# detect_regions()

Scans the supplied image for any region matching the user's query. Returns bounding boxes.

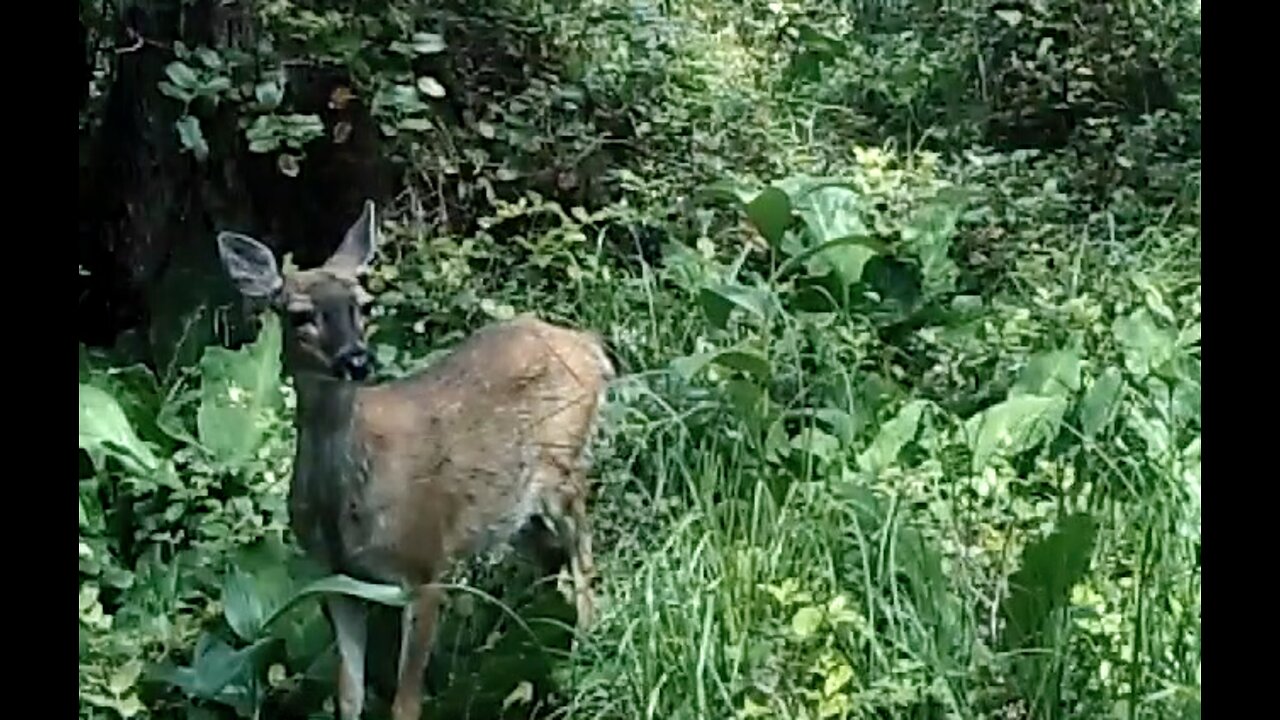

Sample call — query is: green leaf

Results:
[196,314,282,467]
[1001,513,1098,650]
[796,186,869,245]
[254,80,284,110]
[175,116,209,162]
[1012,348,1082,398]
[165,61,199,90]
[194,47,223,70]
[995,9,1024,26]
[791,428,840,462]
[153,633,274,716]
[1113,309,1177,378]
[671,347,771,383]
[158,81,195,104]
[857,400,929,475]
[79,384,159,476]
[399,117,433,132]
[411,32,446,54]
[745,187,792,247]
[222,565,269,642]
[109,660,145,695]
[794,186,876,284]
[901,194,963,296]
[417,76,447,98]
[966,395,1068,472]
[261,575,412,633]
[823,662,854,697]
[698,283,772,329]
[791,606,822,639]
[1079,367,1123,438]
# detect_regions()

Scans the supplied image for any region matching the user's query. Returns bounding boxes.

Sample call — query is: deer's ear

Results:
[325,200,377,274]
[216,231,283,299]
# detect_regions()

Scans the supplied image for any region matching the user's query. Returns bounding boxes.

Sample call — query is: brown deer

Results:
[215,200,613,720]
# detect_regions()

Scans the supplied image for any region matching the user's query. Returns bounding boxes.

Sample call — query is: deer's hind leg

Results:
[540,468,597,631]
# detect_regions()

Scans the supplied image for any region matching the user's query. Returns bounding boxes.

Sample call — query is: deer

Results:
[215,200,614,720]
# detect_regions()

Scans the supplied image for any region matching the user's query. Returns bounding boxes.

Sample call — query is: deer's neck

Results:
[290,374,371,565]
[293,374,367,479]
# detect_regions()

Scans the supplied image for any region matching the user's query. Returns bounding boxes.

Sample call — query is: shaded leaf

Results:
[1079,367,1123,438]
[175,116,209,162]
[1012,348,1082,397]
[857,400,929,474]
[1001,513,1098,650]
[745,187,793,246]
[165,61,199,90]
[791,428,840,462]
[79,384,159,476]
[417,76,446,98]
[1113,309,1177,377]
[791,606,822,639]
[966,395,1068,471]
[671,347,771,383]
[698,283,772,329]
[196,314,282,468]
[411,32,446,54]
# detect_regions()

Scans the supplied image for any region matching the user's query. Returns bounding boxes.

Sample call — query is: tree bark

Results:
[78,0,394,370]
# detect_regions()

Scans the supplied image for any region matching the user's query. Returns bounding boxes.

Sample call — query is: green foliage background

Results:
[80,0,1200,718]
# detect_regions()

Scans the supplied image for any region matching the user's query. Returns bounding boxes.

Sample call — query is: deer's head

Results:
[217,201,378,381]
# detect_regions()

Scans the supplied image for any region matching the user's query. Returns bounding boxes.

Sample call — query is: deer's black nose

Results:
[334,346,372,381]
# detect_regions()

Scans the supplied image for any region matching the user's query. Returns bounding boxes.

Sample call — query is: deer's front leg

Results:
[326,595,369,719]
[391,585,443,720]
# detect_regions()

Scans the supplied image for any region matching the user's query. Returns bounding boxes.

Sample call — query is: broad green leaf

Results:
[222,565,270,642]
[79,384,159,476]
[417,76,447,98]
[791,606,822,639]
[1012,348,1082,397]
[795,186,874,285]
[399,116,433,132]
[698,283,772,329]
[261,575,412,632]
[153,633,274,716]
[670,347,771,382]
[502,681,534,711]
[698,179,761,207]
[411,32,446,54]
[901,195,963,296]
[857,400,929,475]
[823,662,854,697]
[745,187,792,246]
[165,61,199,90]
[791,428,840,462]
[966,395,1068,472]
[82,363,164,445]
[1079,367,1123,438]
[1001,513,1097,650]
[194,47,223,70]
[1113,309,1177,378]
[796,186,870,244]
[175,116,209,161]
[995,9,1024,26]
[108,659,144,695]
[254,80,284,110]
[196,314,282,467]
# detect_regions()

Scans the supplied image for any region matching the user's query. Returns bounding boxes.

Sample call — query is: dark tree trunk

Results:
[78,0,395,371]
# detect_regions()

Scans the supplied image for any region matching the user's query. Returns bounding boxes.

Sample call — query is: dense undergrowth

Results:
[80,1,1200,718]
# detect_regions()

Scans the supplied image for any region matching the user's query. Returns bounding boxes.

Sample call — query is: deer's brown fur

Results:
[216,201,612,720]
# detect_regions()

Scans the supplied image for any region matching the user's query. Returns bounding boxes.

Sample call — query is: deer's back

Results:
[352,315,612,581]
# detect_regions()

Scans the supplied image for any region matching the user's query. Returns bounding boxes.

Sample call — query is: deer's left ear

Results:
[325,200,377,274]
[217,231,283,299]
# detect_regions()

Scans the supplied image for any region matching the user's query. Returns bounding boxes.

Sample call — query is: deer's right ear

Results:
[217,231,283,299]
